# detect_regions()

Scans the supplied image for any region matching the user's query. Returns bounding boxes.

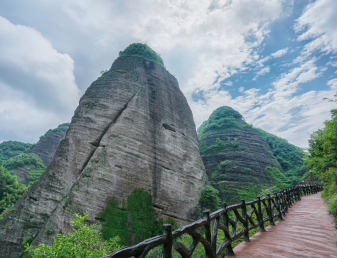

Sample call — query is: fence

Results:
[103,184,322,258]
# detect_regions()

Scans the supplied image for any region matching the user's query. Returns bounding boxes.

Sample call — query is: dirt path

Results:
[233,193,337,257]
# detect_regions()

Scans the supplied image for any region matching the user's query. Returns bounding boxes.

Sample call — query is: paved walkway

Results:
[233,193,337,257]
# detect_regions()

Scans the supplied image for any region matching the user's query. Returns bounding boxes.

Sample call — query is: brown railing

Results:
[102,184,322,258]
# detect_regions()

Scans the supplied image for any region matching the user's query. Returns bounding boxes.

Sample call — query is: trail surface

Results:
[233,193,337,257]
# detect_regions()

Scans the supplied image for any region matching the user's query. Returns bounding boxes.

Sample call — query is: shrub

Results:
[22,236,33,246]
[24,212,122,258]
[199,186,221,211]
[327,194,337,217]
[119,43,165,68]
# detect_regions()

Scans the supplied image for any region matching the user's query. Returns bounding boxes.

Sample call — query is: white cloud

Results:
[0,16,80,143]
[192,56,336,147]
[224,81,233,86]
[271,47,289,58]
[238,87,244,92]
[327,61,337,67]
[253,66,270,80]
[295,0,337,55]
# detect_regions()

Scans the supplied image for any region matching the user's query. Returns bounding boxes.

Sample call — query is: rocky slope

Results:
[0,53,208,257]
[198,106,295,204]
[31,123,70,167]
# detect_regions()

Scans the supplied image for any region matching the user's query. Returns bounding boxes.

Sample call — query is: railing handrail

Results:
[102,184,322,258]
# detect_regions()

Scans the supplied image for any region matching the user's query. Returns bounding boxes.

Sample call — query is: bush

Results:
[327,194,337,217]
[119,43,165,68]
[22,236,33,246]
[199,186,221,211]
[24,212,122,258]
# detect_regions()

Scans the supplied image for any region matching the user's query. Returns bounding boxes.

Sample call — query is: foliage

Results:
[4,153,45,171]
[237,183,263,202]
[3,153,46,186]
[97,199,130,245]
[151,217,177,237]
[39,123,70,141]
[199,186,221,211]
[127,188,156,243]
[253,127,306,180]
[197,106,242,135]
[0,160,27,215]
[327,194,337,217]
[265,166,291,190]
[304,109,337,218]
[200,138,239,156]
[259,186,281,197]
[97,189,177,247]
[119,43,165,68]
[22,236,33,246]
[24,212,122,258]
[0,141,34,162]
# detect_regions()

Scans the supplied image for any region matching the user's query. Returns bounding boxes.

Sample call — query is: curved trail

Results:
[233,193,337,257]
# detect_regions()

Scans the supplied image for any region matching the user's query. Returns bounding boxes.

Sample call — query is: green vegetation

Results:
[3,153,46,185]
[265,166,291,190]
[197,106,242,135]
[39,123,70,141]
[127,188,156,243]
[3,153,46,186]
[97,199,129,245]
[200,138,239,157]
[24,212,122,258]
[0,124,68,216]
[198,106,307,206]
[254,128,307,182]
[119,43,165,68]
[199,186,221,211]
[0,160,27,216]
[97,188,177,246]
[22,236,33,246]
[305,109,337,220]
[0,141,34,162]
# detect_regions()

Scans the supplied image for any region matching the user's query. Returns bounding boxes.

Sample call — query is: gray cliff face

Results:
[0,56,208,257]
[31,123,69,167]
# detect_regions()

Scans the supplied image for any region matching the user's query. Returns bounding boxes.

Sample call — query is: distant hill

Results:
[198,106,306,204]
[0,123,69,185]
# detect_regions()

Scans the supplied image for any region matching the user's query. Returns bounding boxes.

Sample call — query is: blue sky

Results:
[0,0,336,148]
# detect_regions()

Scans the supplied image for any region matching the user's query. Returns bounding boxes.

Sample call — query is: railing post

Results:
[163,224,173,258]
[280,191,286,216]
[284,190,289,213]
[275,193,284,221]
[257,197,266,232]
[267,194,275,226]
[211,216,219,257]
[203,210,213,258]
[203,210,211,244]
[222,203,235,256]
[241,199,250,242]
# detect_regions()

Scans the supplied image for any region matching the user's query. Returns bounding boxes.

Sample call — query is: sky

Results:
[0,0,336,148]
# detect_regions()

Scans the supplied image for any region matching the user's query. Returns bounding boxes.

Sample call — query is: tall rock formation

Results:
[0,46,208,257]
[198,106,285,204]
[31,123,70,167]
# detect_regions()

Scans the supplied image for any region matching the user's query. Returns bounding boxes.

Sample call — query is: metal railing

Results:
[103,184,322,258]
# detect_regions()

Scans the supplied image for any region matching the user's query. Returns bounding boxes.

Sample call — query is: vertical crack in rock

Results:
[147,76,159,201]
[81,92,139,173]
